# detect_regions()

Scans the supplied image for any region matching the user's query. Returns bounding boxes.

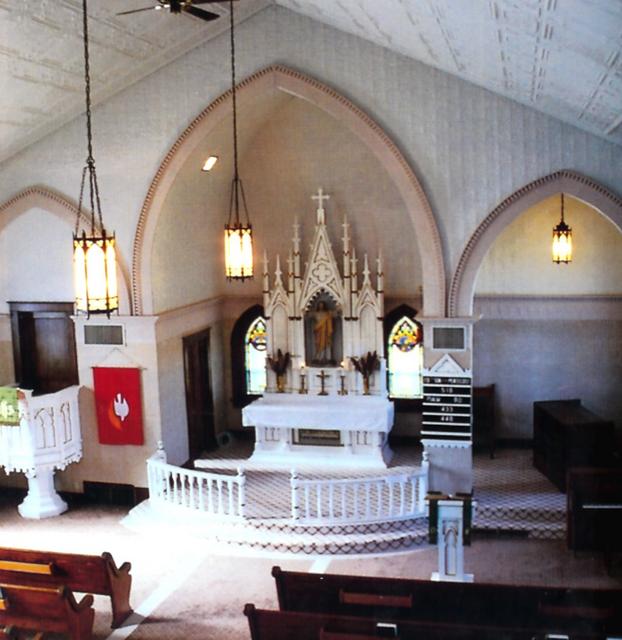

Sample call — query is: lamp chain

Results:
[229,0,240,224]
[560,192,565,223]
[80,0,104,235]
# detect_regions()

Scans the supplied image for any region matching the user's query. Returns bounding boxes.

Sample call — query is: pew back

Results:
[271,567,622,635]
[244,604,605,640]
[0,548,132,628]
[0,584,94,640]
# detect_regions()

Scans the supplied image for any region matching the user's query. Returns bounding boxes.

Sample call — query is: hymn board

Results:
[421,355,472,441]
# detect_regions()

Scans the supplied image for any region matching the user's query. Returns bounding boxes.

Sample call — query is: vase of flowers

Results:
[350,350,380,396]
[267,349,291,393]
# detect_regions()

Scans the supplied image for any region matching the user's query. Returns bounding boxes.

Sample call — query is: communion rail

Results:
[290,457,429,525]
[147,447,246,519]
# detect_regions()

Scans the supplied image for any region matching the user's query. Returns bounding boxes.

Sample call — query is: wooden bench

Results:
[0,584,94,640]
[271,566,622,636]
[0,548,132,628]
[244,603,607,640]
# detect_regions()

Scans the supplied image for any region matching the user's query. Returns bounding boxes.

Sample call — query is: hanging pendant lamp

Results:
[552,193,572,264]
[73,0,119,317]
[224,0,253,281]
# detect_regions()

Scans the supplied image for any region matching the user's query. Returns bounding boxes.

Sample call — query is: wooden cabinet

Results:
[533,400,616,492]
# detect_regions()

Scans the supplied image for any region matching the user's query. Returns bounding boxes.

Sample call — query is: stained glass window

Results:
[245,317,267,395]
[388,316,423,399]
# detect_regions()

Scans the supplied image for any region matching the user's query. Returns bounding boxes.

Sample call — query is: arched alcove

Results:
[449,171,622,317]
[0,187,132,314]
[132,65,446,317]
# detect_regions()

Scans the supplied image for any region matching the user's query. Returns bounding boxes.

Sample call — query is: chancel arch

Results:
[132,65,446,317]
[449,170,622,317]
[0,186,132,315]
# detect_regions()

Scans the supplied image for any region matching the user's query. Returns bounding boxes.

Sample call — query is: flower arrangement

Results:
[267,349,291,392]
[350,350,380,395]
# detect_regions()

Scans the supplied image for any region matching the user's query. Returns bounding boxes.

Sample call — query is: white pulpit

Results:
[0,386,82,518]
[242,393,394,468]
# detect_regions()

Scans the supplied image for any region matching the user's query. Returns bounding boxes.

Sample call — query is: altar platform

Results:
[125,442,565,556]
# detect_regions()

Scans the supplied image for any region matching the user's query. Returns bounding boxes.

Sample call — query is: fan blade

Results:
[191,0,238,4]
[117,6,158,15]
[184,5,219,21]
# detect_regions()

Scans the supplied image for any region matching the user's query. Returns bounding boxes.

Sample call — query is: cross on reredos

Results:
[312,187,330,224]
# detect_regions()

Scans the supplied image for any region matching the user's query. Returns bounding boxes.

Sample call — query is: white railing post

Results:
[237,467,246,517]
[290,470,299,520]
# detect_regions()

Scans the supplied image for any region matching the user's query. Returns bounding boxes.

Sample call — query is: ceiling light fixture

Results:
[202,155,218,171]
[73,0,119,317]
[552,193,572,264]
[224,0,253,281]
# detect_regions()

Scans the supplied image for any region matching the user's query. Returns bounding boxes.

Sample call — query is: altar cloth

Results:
[242,393,394,431]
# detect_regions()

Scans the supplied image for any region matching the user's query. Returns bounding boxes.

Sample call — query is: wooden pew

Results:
[271,566,622,636]
[244,604,605,640]
[0,584,94,640]
[0,548,132,628]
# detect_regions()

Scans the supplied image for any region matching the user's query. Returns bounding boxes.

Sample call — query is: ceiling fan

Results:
[117,0,236,22]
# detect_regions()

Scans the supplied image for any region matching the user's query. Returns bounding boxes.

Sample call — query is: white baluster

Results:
[207,479,213,513]
[316,483,322,518]
[304,485,311,519]
[198,477,205,511]
[399,477,406,516]
[217,479,224,514]
[328,482,335,520]
[228,478,234,515]
[365,482,371,519]
[388,479,395,517]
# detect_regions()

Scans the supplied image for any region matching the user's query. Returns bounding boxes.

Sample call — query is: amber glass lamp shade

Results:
[224,223,253,281]
[552,220,572,263]
[73,230,119,316]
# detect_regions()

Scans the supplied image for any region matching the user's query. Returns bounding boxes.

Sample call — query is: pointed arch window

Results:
[231,304,266,407]
[387,315,423,399]
[245,316,267,395]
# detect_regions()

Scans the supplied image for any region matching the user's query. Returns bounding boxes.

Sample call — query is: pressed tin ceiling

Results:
[0,0,621,165]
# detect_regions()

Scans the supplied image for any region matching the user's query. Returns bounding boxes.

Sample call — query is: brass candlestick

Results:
[338,372,348,396]
[299,372,308,394]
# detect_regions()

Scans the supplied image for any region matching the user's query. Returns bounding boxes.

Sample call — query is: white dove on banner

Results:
[113,393,130,422]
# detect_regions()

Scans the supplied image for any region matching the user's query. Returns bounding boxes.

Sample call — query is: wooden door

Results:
[9,302,79,395]
[183,329,216,458]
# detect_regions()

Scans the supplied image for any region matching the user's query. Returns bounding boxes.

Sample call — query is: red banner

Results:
[93,367,144,445]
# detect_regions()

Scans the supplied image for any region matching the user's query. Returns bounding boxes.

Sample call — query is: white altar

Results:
[243,393,394,467]
[243,188,394,468]
[0,385,82,518]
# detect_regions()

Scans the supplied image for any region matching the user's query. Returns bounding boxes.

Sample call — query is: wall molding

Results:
[474,294,622,321]
[449,170,622,318]
[131,64,446,318]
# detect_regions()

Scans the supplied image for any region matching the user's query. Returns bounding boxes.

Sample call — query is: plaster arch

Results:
[132,65,446,317]
[449,170,622,317]
[0,186,132,314]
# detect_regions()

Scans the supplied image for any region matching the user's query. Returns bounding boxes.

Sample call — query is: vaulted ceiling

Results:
[1,0,621,165]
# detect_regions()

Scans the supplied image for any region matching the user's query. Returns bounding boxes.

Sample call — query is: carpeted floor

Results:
[0,478,620,640]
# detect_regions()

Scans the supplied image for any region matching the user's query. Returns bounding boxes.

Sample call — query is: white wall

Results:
[477,197,622,295]
[152,95,420,312]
